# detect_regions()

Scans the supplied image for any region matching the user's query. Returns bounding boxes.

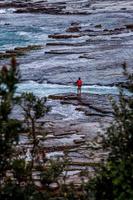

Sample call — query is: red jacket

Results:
[77,80,82,87]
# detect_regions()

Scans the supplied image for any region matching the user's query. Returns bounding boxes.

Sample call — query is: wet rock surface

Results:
[14,92,113,184]
[49,93,114,119]
[0,0,133,85]
[0,45,43,59]
[43,93,114,183]
[0,0,132,183]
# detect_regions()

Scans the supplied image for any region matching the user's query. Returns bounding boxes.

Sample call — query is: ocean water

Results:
[0,8,130,96]
[0,8,88,52]
[16,81,120,97]
[0,8,124,52]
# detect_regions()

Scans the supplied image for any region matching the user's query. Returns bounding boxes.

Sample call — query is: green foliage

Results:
[0,57,21,174]
[17,92,50,174]
[41,158,65,186]
[18,92,49,119]
[0,181,49,200]
[12,159,30,182]
[17,92,50,135]
[86,65,133,200]
[0,57,19,120]
[59,181,88,200]
[0,58,66,200]
[0,57,19,94]
[0,119,21,172]
[1,58,132,200]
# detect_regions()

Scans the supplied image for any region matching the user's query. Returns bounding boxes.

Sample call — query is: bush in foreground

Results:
[86,65,133,200]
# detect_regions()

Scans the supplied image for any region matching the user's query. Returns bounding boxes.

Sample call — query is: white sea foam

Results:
[34,33,48,42]
[7,8,16,13]
[16,82,120,97]
[0,8,16,14]
[0,9,6,14]
[46,151,64,159]
[17,31,31,38]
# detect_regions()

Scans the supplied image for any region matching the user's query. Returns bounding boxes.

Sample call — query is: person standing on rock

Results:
[76,77,83,96]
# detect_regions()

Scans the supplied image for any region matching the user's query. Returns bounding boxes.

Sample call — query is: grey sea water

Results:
[0,8,131,96]
[16,81,120,97]
[0,7,125,51]
[0,8,88,52]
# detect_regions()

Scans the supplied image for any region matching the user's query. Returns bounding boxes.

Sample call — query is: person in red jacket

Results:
[76,77,83,96]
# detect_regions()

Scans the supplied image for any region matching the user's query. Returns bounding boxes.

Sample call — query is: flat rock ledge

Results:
[48,92,114,121]
[0,0,91,15]
[0,45,43,60]
[17,92,114,185]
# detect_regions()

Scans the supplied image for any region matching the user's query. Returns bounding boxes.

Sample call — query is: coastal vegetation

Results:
[0,58,132,199]
[0,58,67,199]
[85,63,133,199]
[0,0,133,199]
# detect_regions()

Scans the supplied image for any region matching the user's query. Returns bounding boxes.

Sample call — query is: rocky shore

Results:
[1,0,133,15]
[0,45,43,59]
[0,0,98,15]
[14,92,114,184]
[0,0,132,184]
[0,0,133,85]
